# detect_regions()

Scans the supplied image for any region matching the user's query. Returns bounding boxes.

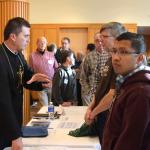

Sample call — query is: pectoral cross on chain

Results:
[18,65,24,85]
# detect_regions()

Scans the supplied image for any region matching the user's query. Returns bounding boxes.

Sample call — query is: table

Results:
[23,106,101,150]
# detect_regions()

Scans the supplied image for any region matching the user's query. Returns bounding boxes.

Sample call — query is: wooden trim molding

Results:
[0,0,29,42]
[0,0,29,2]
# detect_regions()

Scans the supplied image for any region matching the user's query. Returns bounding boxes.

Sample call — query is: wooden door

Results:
[30,28,44,52]
[45,28,58,45]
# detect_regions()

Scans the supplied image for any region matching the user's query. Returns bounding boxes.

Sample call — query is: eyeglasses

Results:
[62,42,68,45]
[110,48,138,56]
[100,34,114,38]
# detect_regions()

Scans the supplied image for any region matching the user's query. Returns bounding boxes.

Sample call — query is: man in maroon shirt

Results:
[102,32,150,150]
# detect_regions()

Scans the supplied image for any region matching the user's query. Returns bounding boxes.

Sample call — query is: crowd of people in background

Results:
[29,23,150,150]
[30,35,97,107]
[0,17,149,150]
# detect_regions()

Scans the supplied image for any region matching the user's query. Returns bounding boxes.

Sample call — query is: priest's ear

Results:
[9,33,17,42]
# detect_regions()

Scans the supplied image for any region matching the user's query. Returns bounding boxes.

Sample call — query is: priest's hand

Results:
[27,73,51,86]
[12,137,23,150]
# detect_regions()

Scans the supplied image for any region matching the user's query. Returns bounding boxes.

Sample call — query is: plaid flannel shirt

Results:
[80,50,110,96]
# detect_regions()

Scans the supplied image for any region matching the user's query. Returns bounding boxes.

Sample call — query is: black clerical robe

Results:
[0,43,43,149]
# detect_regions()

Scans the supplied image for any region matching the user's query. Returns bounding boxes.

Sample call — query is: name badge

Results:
[64,79,68,84]
[48,59,53,64]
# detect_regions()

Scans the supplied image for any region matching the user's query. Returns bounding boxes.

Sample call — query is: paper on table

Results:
[22,146,100,150]
[22,147,66,150]
[57,122,81,129]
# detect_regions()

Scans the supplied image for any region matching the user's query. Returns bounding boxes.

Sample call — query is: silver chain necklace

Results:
[1,44,24,80]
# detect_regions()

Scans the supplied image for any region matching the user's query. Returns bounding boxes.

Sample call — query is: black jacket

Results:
[52,65,77,105]
[0,43,43,148]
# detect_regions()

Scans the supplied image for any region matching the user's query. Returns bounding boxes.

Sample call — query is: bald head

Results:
[36,36,47,52]
[94,32,103,51]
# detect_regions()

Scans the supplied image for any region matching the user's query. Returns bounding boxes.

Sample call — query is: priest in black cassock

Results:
[0,17,51,150]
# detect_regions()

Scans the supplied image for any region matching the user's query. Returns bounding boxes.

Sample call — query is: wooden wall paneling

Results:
[56,26,60,46]
[88,24,101,43]
[124,24,137,32]
[30,28,45,52]
[58,23,90,29]
[143,35,150,56]
[88,28,95,43]
[45,28,58,45]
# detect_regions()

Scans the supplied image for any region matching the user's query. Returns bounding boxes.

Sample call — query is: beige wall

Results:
[30,0,150,26]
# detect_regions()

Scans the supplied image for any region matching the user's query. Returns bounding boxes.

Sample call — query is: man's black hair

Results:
[4,17,30,40]
[116,32,146,53]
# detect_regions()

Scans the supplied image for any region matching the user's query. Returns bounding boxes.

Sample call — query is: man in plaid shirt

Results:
[84,22,127,143]
[80,32,110,106]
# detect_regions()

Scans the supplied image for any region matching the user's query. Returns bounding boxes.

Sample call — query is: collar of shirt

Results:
[96,48,110,56]
[60,48,71,51]
[116,65,150,91]
[4,42,18,55]
[37,49,45,55]
[96,48,103,53]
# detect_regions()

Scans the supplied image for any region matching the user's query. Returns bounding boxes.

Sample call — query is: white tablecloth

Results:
[23,106,101,150]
